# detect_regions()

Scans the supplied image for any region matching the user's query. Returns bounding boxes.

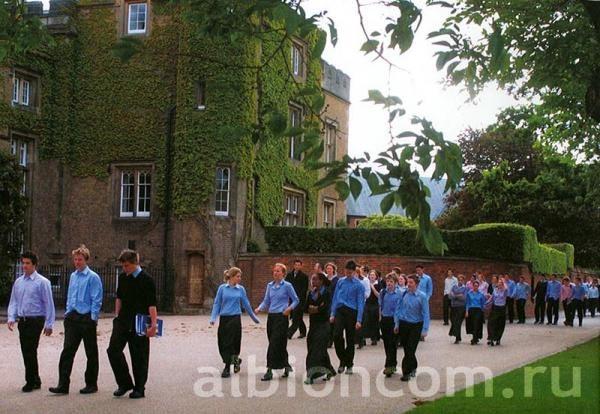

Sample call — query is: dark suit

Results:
[532,279,547,323]
[286,270,308,338]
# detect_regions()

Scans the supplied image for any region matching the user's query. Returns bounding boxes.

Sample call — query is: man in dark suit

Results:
[532,275,548,324]
[286,259,308,339]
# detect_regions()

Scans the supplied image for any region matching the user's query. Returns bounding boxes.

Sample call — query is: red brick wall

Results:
[238,254,534,319]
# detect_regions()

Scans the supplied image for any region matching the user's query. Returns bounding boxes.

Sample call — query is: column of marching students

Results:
[6,250,599,396]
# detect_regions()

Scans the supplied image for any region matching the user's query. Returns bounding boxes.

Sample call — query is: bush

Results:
[546,243,575,270]
[357,215,417,229]
[265,223,570,275]
[246,239,261,253]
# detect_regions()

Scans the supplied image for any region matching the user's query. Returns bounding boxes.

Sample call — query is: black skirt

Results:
[218,315,242,365]
[449,306,465,339]
[267,313,290,369]
[466,308,484,340]
[362,302,381,340]
[487,305,506,341]
[306,319,335,380]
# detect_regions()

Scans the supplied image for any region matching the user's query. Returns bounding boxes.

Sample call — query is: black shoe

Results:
[345,367,353,375]
[546,322,552,325]
[22,383,41,393]
[234,357,242,374]
[287,334,293,340]
[129,389,145,399]
[282,367,292,378]
[357,343,363,349]
[453,339,461,344]
[495,340,501,346]
[79,385,98,394]
[337,365,345,374]
[443,322,449,326]
[221,367,231,378]
[487,340,493,346]
[113,386,133,397]
[49,385,69,394]
[298,334,306,339]
[471,339,477,345]
[371,340,378,346]
[261,370,273,381]
[400,375,411,382]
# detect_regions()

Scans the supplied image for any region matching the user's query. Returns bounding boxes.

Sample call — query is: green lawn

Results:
[411,336,600,414]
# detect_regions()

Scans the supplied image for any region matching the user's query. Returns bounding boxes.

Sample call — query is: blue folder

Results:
[135,313,164,337]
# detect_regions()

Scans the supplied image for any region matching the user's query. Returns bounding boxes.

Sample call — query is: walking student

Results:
[560,277,574,326]
[50,245,103,395]
[465,280,486,345]
[286,259,308,340]
[379,273,403,377]
[515,276,531,324]
[210,267,260,378]
[363,269,382,346]
[567,277,586,327]
[532,275,547,324]
[486,278,508,346]
[7,251,55,392]
[255,263,299,381]
[545,274,561,325]
[448,274,467,344]
[505,275,516,324]
[330,260,365,375]
[107,250,158,399]
[443,269,458,326]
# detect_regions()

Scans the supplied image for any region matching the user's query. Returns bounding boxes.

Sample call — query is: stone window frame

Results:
[111,162,155,220]
[9,131,35,197]
[291,38,307,81]
[118,0,152,38]
[215,166,231,217]
[10,68,41,112]
[282,186,306,227]
[324,119,337,163]
[322,198,335,228]
[288,103,303,161]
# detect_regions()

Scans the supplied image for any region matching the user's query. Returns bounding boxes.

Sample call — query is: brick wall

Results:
[238,254,534,319]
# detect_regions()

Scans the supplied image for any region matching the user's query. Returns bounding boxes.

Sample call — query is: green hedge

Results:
[546,243,575,270]
[265,223,570,274]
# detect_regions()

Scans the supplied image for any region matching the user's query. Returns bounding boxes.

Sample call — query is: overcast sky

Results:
[39,0,520,160]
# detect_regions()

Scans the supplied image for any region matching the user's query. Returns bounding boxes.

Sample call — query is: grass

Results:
[410,336,600,414]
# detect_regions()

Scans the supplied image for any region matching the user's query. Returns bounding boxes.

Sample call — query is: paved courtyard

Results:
[0,315,598,414]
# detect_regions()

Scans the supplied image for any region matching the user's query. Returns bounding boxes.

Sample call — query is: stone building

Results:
[0,0,350,311]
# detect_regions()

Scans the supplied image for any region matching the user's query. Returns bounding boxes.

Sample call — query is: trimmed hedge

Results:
[546,243,575,270]
[265,223,570,275]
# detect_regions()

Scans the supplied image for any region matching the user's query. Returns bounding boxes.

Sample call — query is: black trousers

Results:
[267,313,290,369]
[288,304,306,338]
[333,306,357,368]
[466,308,484,341]
[534,299,546,322]
[362,303,380,341]
[567,299,584,326]
[397,320,423,376]
[107,318,150,392]
[380,317,397,368]
[218,315,242,365]
[449,306,465,340]
[354,309,367,346]
[589,298,599,317]
[306,319,334,380]
[58,313,99,387]
[546,298,559,323]
[487,305,506,341]
[506,297,515,323]
[443,294,452,324]
[516,299,526,323]
[17,317,45,386]
[562,300,572,324]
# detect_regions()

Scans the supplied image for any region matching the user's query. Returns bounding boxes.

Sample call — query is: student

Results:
[397,274,408,294]
[465,281,486,345]
[560,277,574,326]
[505,275,517,324]
[567,277,586,327]
[443,269,458,326]
[545,274,561,325]
[255,263,299,381]
[487,275,498,295]
[393,275,429,381]
[329,260,365,375]
[532,275,548,324]
[107,249,158,399]
[210,267,260,378]
[448,274,467,344]
[286,259,308,340]
[379,273,402,377]
[7,251,55,393]
[486,278,508,346]
[304,273,335,384]
[50,245,103,395]
[363,270,382,346]
[477,272,489,295]
[515,276,531,324]
[415,265,433,342]
[588,278,599,318]
[355,265,371,349]
[325,262,341,348]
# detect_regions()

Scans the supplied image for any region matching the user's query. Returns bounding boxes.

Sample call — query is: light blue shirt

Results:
[506,279,517,298]
[545,280,561,300]
[7,271,56,329]
[210,283,259,323]
[488,287,508,306]
[66,266,103,321]
[394,289,430,333]
[417,273,433,300]
[258,280,299,314]
[466,290,486,311]
[379,286,402,317]
[330,276,365,321]
[588,286,599,299]
[515,282,531,301]
[132,266,142,277]
[571,285,586,301]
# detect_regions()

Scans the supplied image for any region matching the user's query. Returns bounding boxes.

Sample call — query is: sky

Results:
[38,0,521,160]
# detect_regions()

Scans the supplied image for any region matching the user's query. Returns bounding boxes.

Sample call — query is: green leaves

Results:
[112,37,144,62]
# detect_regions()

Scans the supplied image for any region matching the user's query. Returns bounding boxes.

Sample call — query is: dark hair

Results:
[21,251,38,266]
[294,259,303,265]
[415,265,424,270]
[392,267,402,274]
[407,274,419,284]
[362,265,370,273]
[313,272,330,287]
[345,260,357,271]
[118,249,139,264]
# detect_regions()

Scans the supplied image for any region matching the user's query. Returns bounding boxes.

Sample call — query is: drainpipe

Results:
[162,106,176,311]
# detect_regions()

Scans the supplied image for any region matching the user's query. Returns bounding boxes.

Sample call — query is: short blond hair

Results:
[274,263,287,274]
[225,267,242,281]
[72,244,90,261]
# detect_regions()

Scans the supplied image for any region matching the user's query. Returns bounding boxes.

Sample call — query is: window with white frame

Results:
[291,41,304,78]
[325,121,337,162]
[323,200,335,228]
[283,188,305,227]
[289,105,303,161]
[119,169,152,218]
[12,74,35,107]
[127,2,147,34]
[215,167,230,216]
[10,137,30,196]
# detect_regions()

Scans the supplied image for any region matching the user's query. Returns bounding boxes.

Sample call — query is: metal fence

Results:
[10,264,173,313]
